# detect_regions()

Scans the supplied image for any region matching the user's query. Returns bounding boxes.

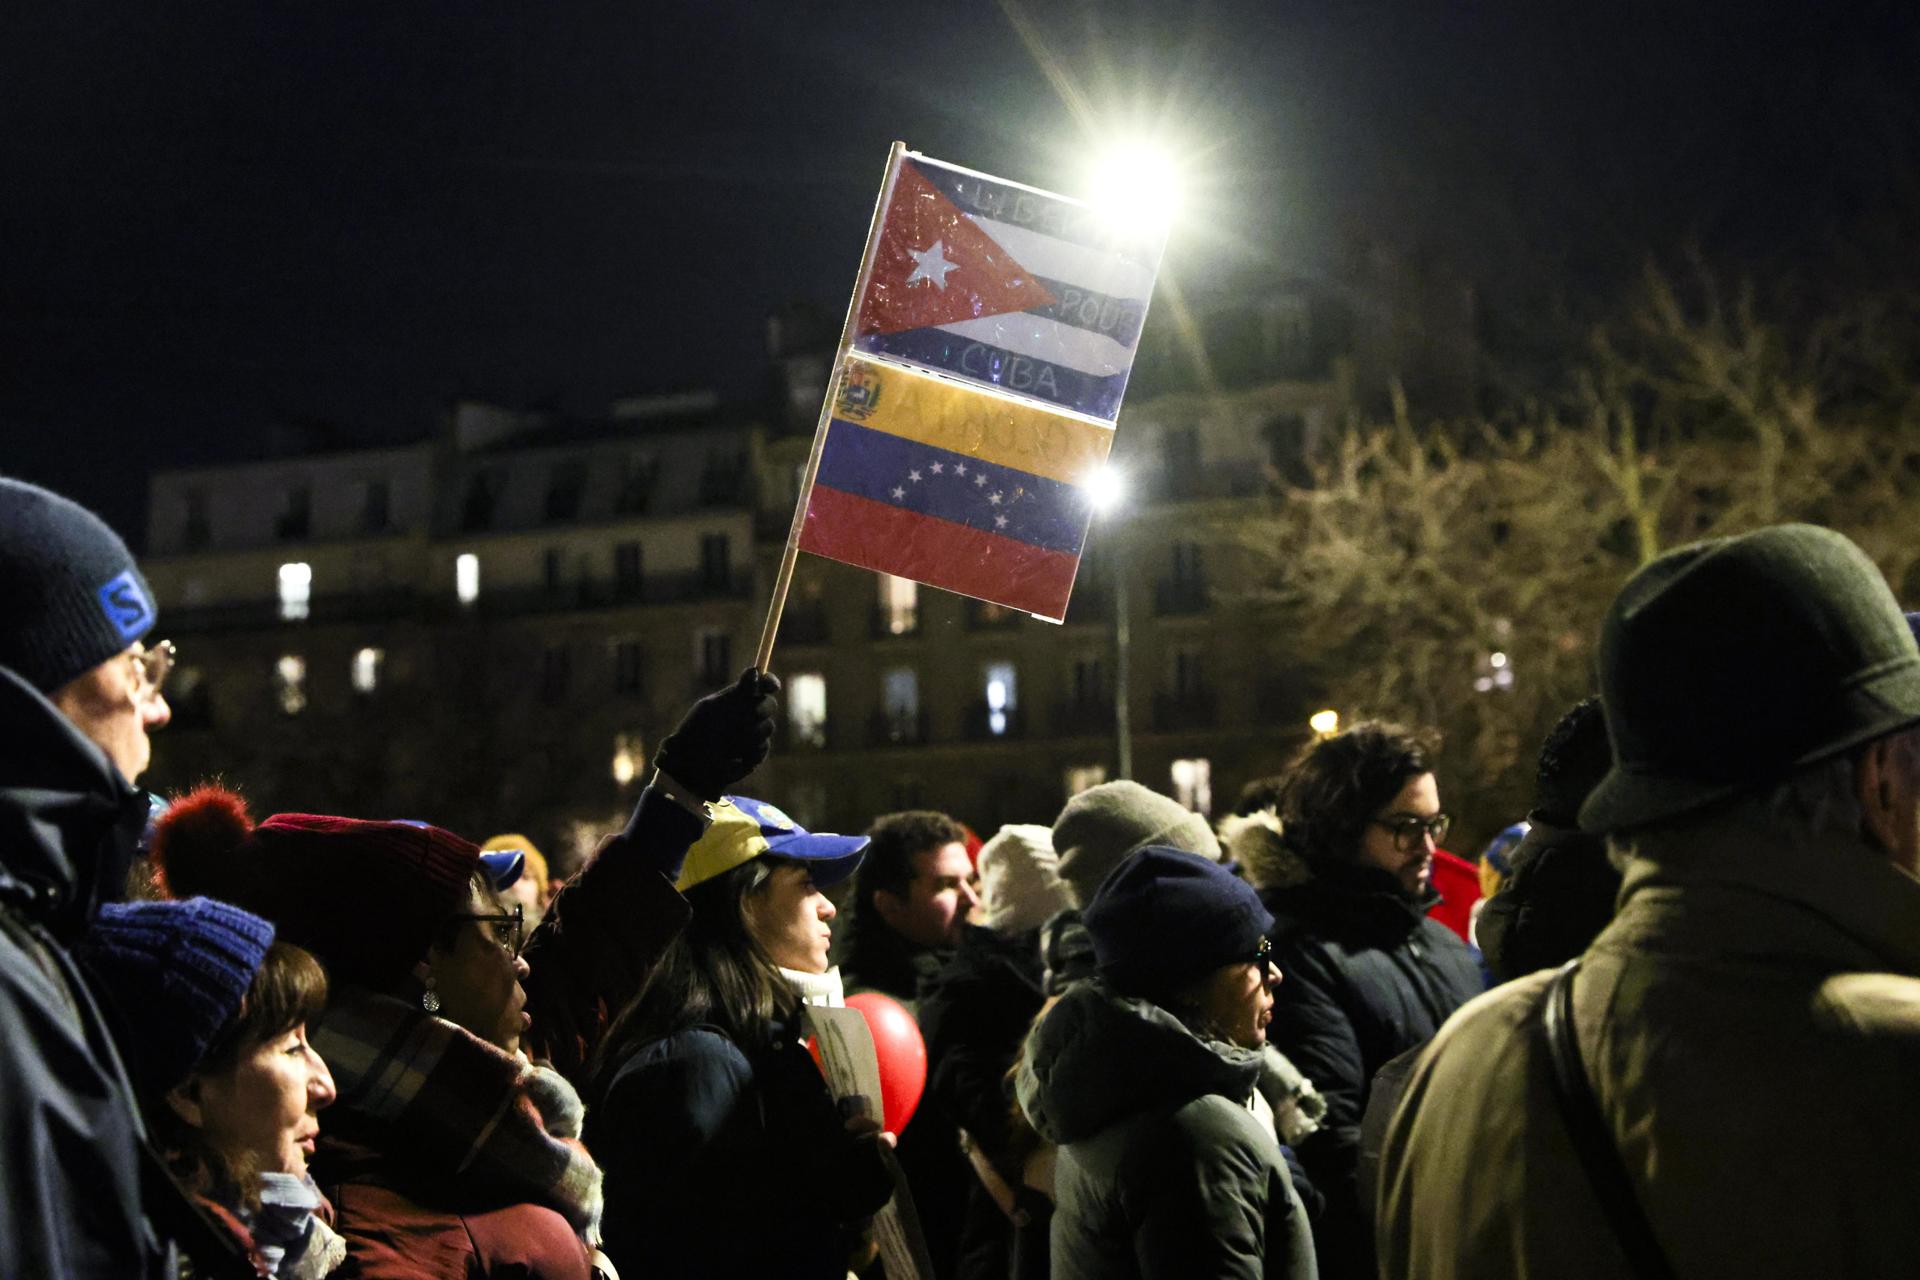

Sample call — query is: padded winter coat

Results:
[1016,980,1316,1280]
[1379,815,1920,1278]
[0,667,169,1278]
[587,1017,895,1280]
[1262,862,1482,1278]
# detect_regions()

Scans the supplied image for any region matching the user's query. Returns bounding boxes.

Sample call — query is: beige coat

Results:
[1377,813,1920,1278]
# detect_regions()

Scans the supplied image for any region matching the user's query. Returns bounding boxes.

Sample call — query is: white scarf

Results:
[780,963,846,1008]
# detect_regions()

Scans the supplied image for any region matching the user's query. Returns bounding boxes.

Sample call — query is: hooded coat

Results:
[1378,815,1920,1278]
[0,666,170,1278]
[1016,980,1316,1280]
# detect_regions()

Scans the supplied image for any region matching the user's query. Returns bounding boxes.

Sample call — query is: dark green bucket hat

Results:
[1580,524,1920,834]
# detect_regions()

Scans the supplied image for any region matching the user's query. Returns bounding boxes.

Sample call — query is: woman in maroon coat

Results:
[153,788,601,1280]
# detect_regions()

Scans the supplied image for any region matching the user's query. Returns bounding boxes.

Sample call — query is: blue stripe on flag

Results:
[814,418,1093,556]
[909,159,1161,267]
[853,329,1130,422]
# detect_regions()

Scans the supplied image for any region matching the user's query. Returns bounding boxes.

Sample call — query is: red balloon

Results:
[845,991,927,1134]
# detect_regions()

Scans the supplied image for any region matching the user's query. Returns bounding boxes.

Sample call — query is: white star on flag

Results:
[930,462,944,474]
[905,239,959,290]
[954,462,967,476]
[994,514,1009,529]
[988,492,1003,505]
[892,486,906,500]
[973,472,987,487]
[908,469,922,483]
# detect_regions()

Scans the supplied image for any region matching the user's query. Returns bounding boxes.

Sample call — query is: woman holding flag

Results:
[584,796,896,1279]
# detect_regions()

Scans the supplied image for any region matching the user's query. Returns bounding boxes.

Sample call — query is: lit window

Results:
[277,562,312,621]
[1170,757,1213,816]
[880,575,918,635]
[351,647,383,694]
[275,655,307,716]
[455,553,480,604]
[1064,764,1108,797]
[883,667,920,741]
[985,662,1017,737]
[789,673,827,748]
[611,733,644,786]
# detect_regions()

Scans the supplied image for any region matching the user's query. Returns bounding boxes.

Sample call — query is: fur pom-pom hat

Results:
[151,786,480,993]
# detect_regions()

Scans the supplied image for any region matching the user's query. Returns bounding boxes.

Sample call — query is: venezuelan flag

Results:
[797,354,1114,621]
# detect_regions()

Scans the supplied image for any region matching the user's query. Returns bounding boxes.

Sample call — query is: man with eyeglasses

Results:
[0,477,177,1277]
[1261,720,1484,1280]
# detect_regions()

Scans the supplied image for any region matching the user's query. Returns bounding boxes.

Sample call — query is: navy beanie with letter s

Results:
[1083,845,1275,999]
[0,477,157,693]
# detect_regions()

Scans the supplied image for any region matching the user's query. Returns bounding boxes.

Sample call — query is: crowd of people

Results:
[8,470,1920,1280]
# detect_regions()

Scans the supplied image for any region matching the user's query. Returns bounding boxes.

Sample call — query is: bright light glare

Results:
[455,553,480,605]
[1309,709,1341,736]
[1088,466,1128,515]
[1089,142,1182,233]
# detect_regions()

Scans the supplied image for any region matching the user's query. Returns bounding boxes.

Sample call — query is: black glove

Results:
[654,668,781,801]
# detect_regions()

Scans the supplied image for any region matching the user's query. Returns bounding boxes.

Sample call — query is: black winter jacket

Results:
[0,666,170,1278]
[1263,861,1483,1279]
[916,924,1049,1280]
[587,1015,894,1280]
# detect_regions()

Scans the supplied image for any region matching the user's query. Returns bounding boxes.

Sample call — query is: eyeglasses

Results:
[1246,936,1274,969]
[452,904,525,957]
[130,640,176,697]
[1370,813,1451,852]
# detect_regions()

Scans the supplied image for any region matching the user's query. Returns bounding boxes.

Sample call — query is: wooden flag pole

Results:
[754,140,907,672]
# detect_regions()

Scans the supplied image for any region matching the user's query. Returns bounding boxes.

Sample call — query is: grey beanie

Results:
[0,478,156,693]
[1053,780,1221,908]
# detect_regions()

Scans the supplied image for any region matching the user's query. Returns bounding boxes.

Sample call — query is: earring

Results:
[421,974,441,1014]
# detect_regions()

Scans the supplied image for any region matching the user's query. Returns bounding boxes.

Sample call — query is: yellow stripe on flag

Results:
[836,354,1115,487]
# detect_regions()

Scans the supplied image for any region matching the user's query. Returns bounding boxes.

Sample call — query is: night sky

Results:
[5,1,1914,539]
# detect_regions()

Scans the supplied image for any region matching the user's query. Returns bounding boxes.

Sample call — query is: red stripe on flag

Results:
[798,483,1080,620]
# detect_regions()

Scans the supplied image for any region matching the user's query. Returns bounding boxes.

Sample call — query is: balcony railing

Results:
[159,590,418,633]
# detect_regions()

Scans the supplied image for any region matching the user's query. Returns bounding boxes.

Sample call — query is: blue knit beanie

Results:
[0,477,157,693]
[79,897,276,1095]
[1083,846,1275,998]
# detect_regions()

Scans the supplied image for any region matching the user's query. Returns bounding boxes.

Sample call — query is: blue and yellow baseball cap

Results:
[675,795,869,892]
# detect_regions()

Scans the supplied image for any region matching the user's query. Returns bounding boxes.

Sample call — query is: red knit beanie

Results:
[151,786,479,993]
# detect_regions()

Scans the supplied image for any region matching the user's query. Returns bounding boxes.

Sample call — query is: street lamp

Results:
[1090,465,1133,781]
[1088,142,1183,235]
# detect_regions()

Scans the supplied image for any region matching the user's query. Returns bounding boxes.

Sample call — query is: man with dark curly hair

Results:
[1265,721,1484,1279]
[843,809,978,1005]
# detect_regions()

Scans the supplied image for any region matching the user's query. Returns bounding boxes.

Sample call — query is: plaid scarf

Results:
[311,988,603,1236]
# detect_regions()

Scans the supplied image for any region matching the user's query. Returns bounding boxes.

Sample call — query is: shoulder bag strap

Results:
[1539,960,1677,1280]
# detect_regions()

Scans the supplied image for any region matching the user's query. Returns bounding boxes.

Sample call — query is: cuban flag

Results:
[852,152,1166,423]
[798,354,1113,622]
